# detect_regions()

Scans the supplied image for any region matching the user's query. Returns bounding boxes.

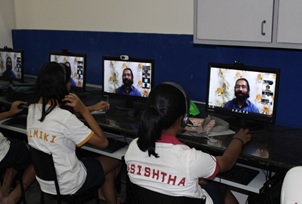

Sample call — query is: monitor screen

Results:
[50,51,86,92]
[206,62,280,130]
[102,56,154,110]
[0,48,24,82]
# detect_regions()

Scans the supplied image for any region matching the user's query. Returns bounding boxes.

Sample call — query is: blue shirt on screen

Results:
[224,98,259,113]
[116,85,142,97]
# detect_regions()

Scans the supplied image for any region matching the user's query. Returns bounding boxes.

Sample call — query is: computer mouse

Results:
[91,110,106,115]
[18,103,29,109]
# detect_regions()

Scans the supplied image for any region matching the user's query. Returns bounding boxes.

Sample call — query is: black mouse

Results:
[18,103,29,109]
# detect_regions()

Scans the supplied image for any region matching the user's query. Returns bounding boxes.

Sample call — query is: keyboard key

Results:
[218,165,259,185]
[85,138,128,153]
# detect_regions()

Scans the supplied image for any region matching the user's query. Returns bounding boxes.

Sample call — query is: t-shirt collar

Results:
[157,134,183,145]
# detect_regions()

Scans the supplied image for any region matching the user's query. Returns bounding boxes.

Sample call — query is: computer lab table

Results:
[1,92,302,202]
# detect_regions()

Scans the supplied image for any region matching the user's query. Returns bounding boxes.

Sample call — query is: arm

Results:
[63,93,108,149]
[216,128,252,172]
[87,101,109,112]
[0,101,26,121]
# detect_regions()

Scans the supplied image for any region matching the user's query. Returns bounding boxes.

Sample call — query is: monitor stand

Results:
[114,99,145,118]
[0,80,10,91]
[226,117,266,132]
[71,87,87,99]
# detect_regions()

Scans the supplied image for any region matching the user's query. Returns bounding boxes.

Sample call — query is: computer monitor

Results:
[49,50,86,93]
[0,47,24,82]
[102,55,154,111]
[206,62,280,130]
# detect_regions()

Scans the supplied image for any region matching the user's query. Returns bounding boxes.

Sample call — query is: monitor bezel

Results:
[102,55,155,108]
[49,51,87,92]
[0,48,24,83]
[206,62,280,125]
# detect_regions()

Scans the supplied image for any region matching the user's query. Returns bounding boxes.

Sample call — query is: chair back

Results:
[281,166,302,204]
[29,146,61,196]
[126,175,205,204]
[29,146,100,204]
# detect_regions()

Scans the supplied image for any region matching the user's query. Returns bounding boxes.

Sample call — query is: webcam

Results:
[234,60,244,67]
[61,48,70,54]
[120,55,129,60]
[3,46,12,50]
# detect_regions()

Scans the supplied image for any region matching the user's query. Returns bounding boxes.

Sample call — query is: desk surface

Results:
[0,89,301,174]
[177,125,301,173]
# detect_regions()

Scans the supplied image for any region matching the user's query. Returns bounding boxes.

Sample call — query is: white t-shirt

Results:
[124,135,219,204]
[0,132,10,161]
[27,104,94,195]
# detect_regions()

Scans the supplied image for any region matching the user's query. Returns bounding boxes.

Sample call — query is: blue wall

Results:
[12,29,302,128]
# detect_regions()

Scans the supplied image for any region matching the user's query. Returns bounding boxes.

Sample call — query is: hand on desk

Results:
[216,128,252,173]
[233,128,252,145]
[63,93,110,114]
[87,100,110,113]
[0,101,27,120]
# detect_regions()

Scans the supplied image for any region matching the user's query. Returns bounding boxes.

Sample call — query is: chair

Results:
[29,146,100,204]
[126,174,206,204]
[280,166,302,204]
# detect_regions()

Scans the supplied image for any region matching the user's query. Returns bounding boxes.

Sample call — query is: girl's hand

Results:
[63,93,87,114]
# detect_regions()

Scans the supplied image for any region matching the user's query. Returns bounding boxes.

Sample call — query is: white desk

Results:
[0,116,270,195]
[0,117,131,160]
[0,117,27,134]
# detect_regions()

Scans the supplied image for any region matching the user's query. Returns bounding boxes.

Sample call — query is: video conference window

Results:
[0,51,22,80]
[103,60,153,97]
[207,67,278,116]
[50,55,85,88]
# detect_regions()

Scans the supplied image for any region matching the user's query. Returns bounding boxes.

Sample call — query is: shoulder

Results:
[131,85,138,91]
[246,100,257,108]
[116,86,123,92]
[131,86,141,95]
[247,100,259,112]
[125,138,140,159]
[224,99,235,106]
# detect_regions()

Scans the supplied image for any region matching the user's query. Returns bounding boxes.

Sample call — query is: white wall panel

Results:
[14,0,193,34]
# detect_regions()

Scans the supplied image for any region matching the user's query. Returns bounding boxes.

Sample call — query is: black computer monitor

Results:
[102,55,154,111]
[49,51,86,93]
[206,62,280,130]
[0,47,24,82]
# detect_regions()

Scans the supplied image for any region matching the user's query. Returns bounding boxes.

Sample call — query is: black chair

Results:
[29,146,100,204]
[126,174,206,204]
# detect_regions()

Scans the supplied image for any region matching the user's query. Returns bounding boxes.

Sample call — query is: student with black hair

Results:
[125,82,252,204]
[27,62,122,204]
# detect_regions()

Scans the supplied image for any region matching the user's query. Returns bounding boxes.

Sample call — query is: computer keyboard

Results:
[2,115,27,129]
[217,164,260,185]
[3,116,128,153]
[6,91,37,102]
[85,137,128,153]
[104,138,128,153]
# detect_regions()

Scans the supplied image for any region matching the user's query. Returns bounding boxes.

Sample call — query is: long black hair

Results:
[137,82,188,158]
[34,62,71,122]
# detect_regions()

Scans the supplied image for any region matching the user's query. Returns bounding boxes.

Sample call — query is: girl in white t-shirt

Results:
[27,62,122,204]
[125,82,252,204]
[0,101,35,204]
